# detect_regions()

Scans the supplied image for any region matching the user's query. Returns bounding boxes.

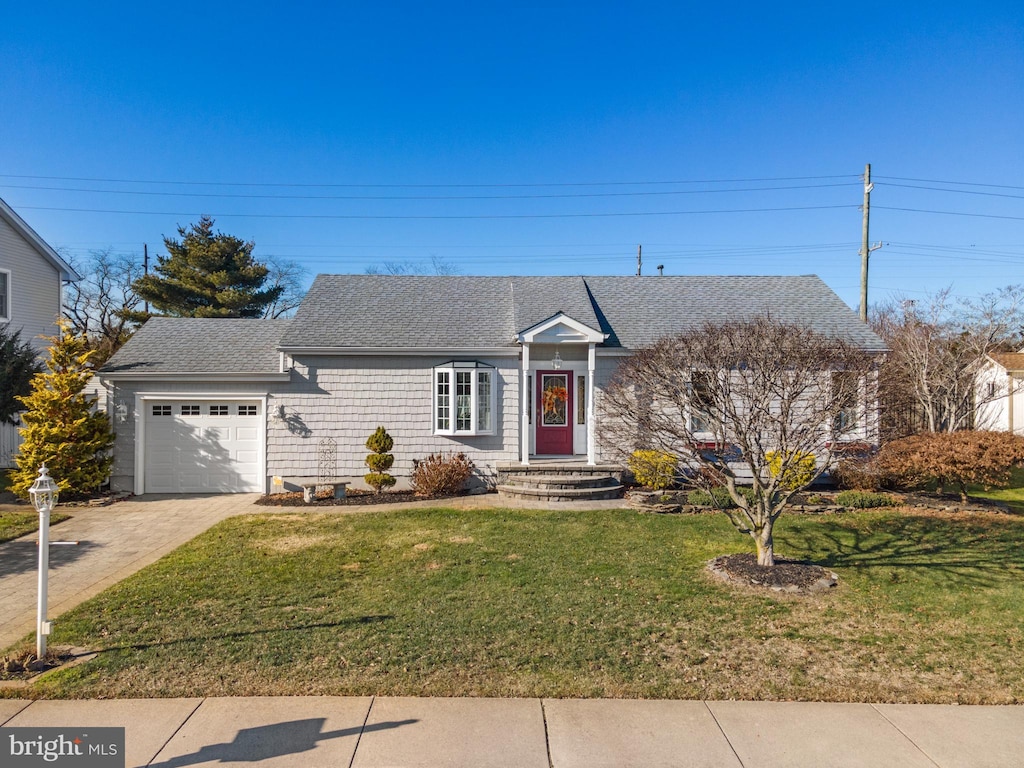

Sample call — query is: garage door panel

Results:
[144,400,263,493]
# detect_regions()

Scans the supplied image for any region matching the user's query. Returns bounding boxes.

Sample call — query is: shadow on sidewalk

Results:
[0,538,101,578]
[147,717,418,767]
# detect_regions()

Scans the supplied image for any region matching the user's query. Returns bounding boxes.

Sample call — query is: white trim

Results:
[0,268,10,323]
[587,343,596,465]
[134,393,267,495]
[521,346,531,465]
[0,198,80,281]
[100,372,291,382]
[517,313,607,344]
[279,347,520,357]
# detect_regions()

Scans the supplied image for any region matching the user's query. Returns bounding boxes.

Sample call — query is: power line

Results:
[0,172,859,189]
[874,206,1024,222]
[0,181,858,201]
[876,182,1024,200]
[16,204,860,220]
[874,175,1024,192]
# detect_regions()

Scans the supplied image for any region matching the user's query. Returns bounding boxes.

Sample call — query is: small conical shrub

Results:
[364,426,396,493]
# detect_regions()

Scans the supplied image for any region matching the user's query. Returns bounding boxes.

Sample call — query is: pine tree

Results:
[10,321,114,499]
[126,215,283,321]
[0,327,41,425]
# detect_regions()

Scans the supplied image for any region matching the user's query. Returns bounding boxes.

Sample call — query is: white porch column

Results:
[587,343,596,465]
[521,345,531,465]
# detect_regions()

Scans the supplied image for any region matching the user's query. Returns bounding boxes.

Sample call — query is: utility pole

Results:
[636,244,642,276]
[859,164,882,322]
[143,243,150,314]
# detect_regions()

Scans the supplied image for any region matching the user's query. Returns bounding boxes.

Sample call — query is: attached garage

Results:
[140,398,265,493]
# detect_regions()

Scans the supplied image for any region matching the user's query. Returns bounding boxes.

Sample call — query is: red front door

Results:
[536,371,573,455]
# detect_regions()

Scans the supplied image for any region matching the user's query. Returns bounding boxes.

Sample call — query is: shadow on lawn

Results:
[781,515,1024,588]
[99,615,394,654]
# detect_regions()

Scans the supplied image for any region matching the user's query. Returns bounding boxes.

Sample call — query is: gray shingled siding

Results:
[267,355,520,488]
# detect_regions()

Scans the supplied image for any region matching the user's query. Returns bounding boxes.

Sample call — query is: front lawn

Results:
[15,507,1024,703]
[970,466,1024,514]
[0,510,70,544]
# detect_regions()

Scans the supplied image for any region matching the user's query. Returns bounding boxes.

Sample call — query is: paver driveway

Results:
[0,494,264,649]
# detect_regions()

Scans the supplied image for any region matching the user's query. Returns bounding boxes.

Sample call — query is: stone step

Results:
[496,484,625,502]
[501,474,619,490]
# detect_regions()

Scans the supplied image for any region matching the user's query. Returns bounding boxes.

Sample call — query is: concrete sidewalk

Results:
[2,696,1023,767]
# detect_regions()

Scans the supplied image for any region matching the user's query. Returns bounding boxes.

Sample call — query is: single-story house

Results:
[976,352,1024,434]
[96,274,886,495]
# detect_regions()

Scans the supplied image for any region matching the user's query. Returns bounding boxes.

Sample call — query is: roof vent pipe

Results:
[657,265,664,276]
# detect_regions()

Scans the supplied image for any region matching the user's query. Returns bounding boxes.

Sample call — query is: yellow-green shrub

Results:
[766,450,816,490]
[628,450,678,491]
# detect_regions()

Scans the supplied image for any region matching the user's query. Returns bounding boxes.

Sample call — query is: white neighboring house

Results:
[976,352,1024,435]
[0,197,81,467]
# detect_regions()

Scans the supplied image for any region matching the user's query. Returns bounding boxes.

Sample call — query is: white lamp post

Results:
[28,464,59,659]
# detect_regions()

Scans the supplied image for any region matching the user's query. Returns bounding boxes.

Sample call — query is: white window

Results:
[152,404,172,416]
[832,371,860,434]
[688,371,714,433]
[238,404,258,416]
[434,362,496,436]
[180,405,201,416]
[210,404,229,416]
[0,269,9,322]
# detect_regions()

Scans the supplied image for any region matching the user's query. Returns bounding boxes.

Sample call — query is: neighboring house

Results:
[976,352,1024,434]
[96,274,886,495]
[0,197,80,467]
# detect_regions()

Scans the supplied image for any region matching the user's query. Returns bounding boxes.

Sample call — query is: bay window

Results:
[434,361,496,436]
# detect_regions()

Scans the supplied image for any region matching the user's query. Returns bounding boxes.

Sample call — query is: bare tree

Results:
[599,317,878,566]
[64,249,144,366]
[872,286,1024,436]
[260,255,308,319]
[364,255,460,276]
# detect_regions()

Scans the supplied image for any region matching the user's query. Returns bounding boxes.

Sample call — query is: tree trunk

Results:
[755,525,775,566]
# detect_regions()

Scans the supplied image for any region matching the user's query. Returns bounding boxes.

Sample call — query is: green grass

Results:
[0,510,70,544]
[11,507,1024,704]
[969,467,1024,514]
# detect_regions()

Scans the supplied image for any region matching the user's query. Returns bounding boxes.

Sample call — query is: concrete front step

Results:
[496,484,625,502]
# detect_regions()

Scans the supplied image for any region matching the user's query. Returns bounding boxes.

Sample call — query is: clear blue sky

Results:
[1,2,1022,311]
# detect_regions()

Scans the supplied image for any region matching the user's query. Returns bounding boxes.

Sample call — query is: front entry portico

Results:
[517,312,608,466]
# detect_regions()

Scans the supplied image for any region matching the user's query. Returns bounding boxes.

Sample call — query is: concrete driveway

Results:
[0,494,264,650]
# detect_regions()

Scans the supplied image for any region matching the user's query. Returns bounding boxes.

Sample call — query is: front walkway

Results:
[0,494,264,650]
[3,695,1024,767]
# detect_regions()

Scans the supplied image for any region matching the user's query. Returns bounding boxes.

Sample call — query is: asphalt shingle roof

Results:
[100,275,885,374]
[279,274,885,352]
[101,318,290,374]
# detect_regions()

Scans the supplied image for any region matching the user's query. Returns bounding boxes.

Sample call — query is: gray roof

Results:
[280,274,885,352]
[101,318,290,374]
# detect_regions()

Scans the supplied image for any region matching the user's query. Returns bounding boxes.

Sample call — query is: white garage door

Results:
[144,400,263,493]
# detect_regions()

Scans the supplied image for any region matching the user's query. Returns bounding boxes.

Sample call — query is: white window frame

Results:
[433,361,496,436]
[0,269,10,323]
[688,371,715,435]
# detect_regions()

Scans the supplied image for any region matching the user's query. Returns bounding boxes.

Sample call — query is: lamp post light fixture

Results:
[28,464,59,659]
[551,350,563,370]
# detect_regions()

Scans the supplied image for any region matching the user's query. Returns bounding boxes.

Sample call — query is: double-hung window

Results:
[688,371,714,433]
[0,269,9,322]
[832,371,860,434]
[434,361,496,436]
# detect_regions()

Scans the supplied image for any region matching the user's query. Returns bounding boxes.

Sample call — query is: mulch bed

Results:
[254,489,471,507]
[707,553,838,593]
